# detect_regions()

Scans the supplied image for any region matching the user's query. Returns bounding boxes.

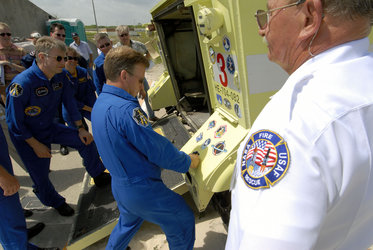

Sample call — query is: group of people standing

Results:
[2,0,373,249]
[0,20,195,250]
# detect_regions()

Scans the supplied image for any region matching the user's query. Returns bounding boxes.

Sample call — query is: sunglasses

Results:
[67,56,78,61]
[255,0,305,30]
[120,33,129,37]
[99,42,111,49]
[0,33,11,37]
[45,54,67,62]
[56,33,66,38]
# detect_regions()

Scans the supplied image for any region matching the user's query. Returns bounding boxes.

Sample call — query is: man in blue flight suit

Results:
[92,46,200,250]
[92,33,112,95]
[0,123,59,250]
[5,36,111,217]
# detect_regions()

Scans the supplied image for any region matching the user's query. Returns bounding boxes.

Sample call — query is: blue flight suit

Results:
[20,51,35,69]
[0,124,37,250]
[5,61,105,208]
[92,84,195,250]
[62,66,97,128]
[92,53,106,95]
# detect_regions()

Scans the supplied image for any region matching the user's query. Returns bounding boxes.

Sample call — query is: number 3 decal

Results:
[217,53,228,87]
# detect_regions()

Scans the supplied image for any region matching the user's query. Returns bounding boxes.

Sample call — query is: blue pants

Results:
[107,177,195,250]
[0,192,38,250]
[9,123,105,208]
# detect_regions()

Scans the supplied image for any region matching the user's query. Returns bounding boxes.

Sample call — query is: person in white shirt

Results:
[69,32,93,77]
[226,0,373,249]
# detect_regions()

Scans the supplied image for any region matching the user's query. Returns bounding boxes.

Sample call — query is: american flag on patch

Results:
[247,140,277,168]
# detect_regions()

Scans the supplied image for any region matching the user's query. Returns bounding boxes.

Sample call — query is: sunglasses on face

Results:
[56,33,66,38]
[0,33,11,37]
[99,42,111,49]
[67,56,78,61]
[45,54,67,62]
[120,33,129,37]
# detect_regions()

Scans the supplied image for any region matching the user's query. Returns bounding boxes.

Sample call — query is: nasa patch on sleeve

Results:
[132,107,149,127]
[9,83,23,97]
[240,130,290,190]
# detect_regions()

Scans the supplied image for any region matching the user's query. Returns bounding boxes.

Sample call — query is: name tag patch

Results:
[132,107,149,127]
[35,87,48,96]
[241,130,290,189]
[25,106,41,116]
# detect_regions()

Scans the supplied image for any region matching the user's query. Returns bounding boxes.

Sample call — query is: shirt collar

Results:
[31,60,49,81]
[101,84,137,102]
[31,60,67,82]
[291,37,369,81]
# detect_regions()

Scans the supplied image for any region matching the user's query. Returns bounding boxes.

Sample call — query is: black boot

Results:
[27,222,45,239]
[93,172,111,188]
[55,202,74,216]
[23,208,33,218]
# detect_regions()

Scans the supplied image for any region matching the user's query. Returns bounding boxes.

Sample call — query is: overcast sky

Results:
[29,0,158,26]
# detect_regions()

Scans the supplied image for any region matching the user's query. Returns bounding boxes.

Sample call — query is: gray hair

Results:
[321,0,373,21]
[94,32,109,44]
[115,25,129,34]
[35,36,66,62]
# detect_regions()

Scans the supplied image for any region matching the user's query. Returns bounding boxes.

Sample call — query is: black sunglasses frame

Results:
[0,33,11,37]
[99,42,111,49]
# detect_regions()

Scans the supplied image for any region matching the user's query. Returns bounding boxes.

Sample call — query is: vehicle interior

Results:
[152,1,211,130]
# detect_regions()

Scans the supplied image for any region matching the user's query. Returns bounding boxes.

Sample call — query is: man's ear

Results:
[299,0,323,41]
[37,52,45,62]
[120,69,128,81]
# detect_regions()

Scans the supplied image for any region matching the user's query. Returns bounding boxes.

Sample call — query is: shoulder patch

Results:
[241,130,290,190]
[132,107,149,127]
[9,83,23,97]
[24,106,41,116]
[93,64,96,71]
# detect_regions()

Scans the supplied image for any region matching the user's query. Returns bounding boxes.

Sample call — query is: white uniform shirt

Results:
[113,40,148,55]
[226,38,373,250]
[69,40,93,61]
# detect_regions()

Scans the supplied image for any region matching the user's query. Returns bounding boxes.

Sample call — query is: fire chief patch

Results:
[241,130,290,190]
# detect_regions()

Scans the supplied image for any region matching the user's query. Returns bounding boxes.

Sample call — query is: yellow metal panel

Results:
[181,110,248,211]
[66,221,117,250]
[148,72,178,110]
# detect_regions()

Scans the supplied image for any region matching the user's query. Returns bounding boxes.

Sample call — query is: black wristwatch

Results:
[77,124,84,130]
